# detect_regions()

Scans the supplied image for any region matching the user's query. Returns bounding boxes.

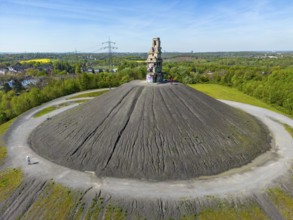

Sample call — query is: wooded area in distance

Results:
[0,52,292,124]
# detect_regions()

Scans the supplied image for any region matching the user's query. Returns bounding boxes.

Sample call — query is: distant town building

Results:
[8,80,15,88]
[0,68,8,75]
[21,79,38,88]
[146,37,164,83]
[8,67,17,73]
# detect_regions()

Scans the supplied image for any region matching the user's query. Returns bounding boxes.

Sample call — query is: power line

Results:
[100,38,118,71]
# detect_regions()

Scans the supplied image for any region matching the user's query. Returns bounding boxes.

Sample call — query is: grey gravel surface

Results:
[3,83,293,220]
[29,81,271,181]
[4,82,293,200]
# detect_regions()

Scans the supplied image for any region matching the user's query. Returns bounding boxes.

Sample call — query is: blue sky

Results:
[0,0,292,52]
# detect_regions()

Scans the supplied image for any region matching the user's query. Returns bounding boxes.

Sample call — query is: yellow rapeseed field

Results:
[20,58,51,64]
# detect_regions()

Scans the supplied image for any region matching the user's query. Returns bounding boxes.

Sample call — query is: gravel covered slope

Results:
[29,81,271,181]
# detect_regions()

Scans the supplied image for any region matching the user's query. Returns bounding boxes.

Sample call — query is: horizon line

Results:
[1,50,293,54]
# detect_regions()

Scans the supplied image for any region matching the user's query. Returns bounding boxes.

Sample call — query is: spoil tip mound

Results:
[30,81,271,181]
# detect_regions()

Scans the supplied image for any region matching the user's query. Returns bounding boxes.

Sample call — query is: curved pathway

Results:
[5,90,293,200]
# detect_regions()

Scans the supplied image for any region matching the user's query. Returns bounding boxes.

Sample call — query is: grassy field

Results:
[67,90,108,99]
[189,84,286,116]
[0,119,24,207]
[0,118,16,147]
[85,196,103,219]
[33,106,58,118]
[85,197,127,220]
[269,188,293,220]
[21,181,127,220]
[104,204,127,220]
[0,146,7,163]
[74,100,88,104]
[0,168,23,203]
[33,102,75,118]
[0,118,16,137]
[197,203,268,220]
[33,90,109,117]
[20,58,51,64]
[284,124,293,138]
[23,181,76,219]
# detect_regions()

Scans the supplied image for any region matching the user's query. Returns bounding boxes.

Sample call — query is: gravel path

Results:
[29,82,271,181]
[5,88,293,200]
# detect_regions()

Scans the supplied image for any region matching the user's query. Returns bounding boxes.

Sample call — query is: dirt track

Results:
[29,81,271,181]
[5,82,293,200]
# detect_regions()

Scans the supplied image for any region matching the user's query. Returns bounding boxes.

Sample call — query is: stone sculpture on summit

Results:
[146,37,164,83]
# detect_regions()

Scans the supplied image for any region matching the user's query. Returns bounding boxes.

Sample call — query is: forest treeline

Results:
[163,60,293,116]
[0,55,293,124]
[0,68,144,124]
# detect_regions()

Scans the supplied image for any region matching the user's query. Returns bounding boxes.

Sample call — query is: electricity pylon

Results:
[101,38,117,72]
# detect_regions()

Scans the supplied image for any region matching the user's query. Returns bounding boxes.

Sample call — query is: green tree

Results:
[3,83,11,93]
[75,64,82,74]
[13,80,23,93]
[78,73,90,90]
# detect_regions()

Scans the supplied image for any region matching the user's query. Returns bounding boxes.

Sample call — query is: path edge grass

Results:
[67,90,108,100]
[189,84,291,118]
[33,106,57,118]
[284,124,293,138]
[0,118,17,162]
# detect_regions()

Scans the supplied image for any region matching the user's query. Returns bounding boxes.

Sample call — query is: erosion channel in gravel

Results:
[29,81,272,181]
